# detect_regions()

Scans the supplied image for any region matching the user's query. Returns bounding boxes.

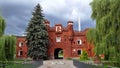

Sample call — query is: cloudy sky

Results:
[0,0,95,36]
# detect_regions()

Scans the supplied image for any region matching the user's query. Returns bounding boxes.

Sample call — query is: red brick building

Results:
[16,36,28,58]
[16,20,94,59]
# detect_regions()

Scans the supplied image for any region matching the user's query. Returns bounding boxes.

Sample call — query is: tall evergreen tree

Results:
[26,4,49,60]
[88,0,120,65]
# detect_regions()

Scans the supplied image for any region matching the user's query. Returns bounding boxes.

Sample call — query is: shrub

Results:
[66,57,72,60]
[79,50,88,61]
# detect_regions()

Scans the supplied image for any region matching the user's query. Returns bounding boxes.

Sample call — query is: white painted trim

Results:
[56,37,61,42]
[19,42,23,47]
[77,39,82,45]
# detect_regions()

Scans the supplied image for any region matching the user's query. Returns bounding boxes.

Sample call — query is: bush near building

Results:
[79,50,88,61]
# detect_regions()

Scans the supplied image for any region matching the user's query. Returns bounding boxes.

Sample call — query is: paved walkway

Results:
[38,60,76,68]
[37,60,101,68]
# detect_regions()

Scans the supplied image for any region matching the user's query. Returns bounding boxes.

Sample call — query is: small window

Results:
[56,37,61,42]
[18,51,23,56]
[77,39,82,45]
[56,26,61,32]
[19,42,23,47]
[20,51,23,56]
[78,50,82,55]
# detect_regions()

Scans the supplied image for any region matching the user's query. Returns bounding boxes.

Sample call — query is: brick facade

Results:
[16,36,28,58]
[16,20,94,59]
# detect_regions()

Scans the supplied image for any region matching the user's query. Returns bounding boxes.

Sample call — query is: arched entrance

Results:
[54,48,63,59]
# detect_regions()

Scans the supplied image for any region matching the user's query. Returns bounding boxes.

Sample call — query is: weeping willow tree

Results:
[0,16,5,37]
[5,36,16,61]
[88,0,120,63]
[0,36,6,61]
[87,28,96,44]
[0,16,16,61]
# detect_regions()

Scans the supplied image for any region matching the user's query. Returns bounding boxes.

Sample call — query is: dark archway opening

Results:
[54,48,63,59]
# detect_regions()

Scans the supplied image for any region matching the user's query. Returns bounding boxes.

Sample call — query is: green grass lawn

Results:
[74,58,120,68]
[6,63,37,68]
[0,58,43,68]
[0,60,42,68]
[0,63,40,68]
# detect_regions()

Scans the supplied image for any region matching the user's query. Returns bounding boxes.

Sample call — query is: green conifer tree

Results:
[26,4,49,60]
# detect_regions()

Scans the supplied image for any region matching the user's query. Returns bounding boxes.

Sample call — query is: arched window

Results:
[18,50,23,56]
[19,42,23,47]
[77,39,82,45]
[56,26,61,32]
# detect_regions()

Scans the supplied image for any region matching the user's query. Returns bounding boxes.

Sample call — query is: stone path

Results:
[38,60,76,68]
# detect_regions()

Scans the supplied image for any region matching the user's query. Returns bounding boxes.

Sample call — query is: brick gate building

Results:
[16,20,94,59]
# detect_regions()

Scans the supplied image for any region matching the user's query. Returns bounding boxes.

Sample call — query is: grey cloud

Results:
[1,3,32,35]
[0,0,95,35]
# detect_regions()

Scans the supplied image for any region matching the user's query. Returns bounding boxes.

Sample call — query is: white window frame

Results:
[77,39,82,45]
[56,26,61,31]
[19,42,23,47]
[56,37,61,42]
[18,50,23,56]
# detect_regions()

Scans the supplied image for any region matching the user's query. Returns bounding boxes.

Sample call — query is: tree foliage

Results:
[80,50,88,61]
[4,36,16,61]
[0,16,16,61]
[0,36,16,61]
[0,36,6,61]
[0,16,5,37]
[26,4,49,60]
[87,28,96,43]
[88,0,120,63]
